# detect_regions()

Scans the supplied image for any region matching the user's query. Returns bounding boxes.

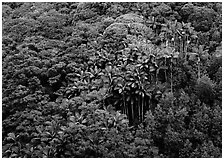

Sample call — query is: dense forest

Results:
[2,2,222,158]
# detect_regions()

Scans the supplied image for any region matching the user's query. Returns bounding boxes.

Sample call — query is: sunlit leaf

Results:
[7,133,15,139]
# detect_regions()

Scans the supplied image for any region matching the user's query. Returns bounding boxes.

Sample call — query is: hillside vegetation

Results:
[2,2,222,158]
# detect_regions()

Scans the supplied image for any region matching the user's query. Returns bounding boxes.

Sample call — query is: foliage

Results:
[2,2,222,158]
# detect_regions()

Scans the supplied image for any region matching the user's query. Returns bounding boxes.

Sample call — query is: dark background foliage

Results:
[2,2,222,158]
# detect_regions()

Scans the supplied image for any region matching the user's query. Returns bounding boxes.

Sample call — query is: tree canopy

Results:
[2,2,222,158]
